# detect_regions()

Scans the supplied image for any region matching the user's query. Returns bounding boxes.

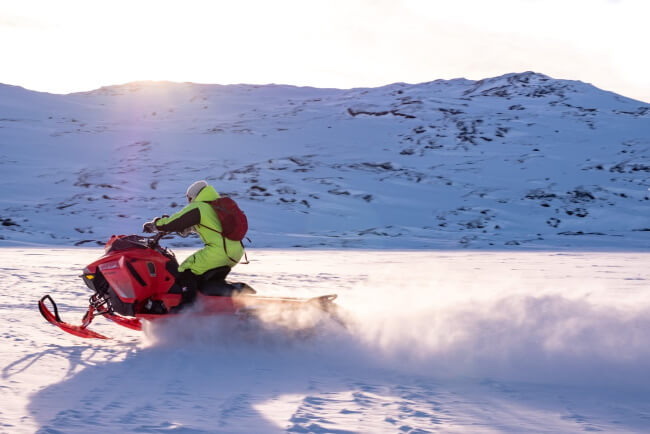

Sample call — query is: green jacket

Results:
[155,185,244,275]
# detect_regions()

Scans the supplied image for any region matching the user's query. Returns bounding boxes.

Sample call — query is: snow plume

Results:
[143,301,341,349]
[346,292,650,388]
[143,281,650,390]
[338,268,650,389]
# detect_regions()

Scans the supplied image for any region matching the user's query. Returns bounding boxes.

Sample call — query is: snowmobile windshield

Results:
[105,235,149,254]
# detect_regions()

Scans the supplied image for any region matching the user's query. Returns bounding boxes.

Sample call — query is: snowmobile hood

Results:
[195,185,220,202]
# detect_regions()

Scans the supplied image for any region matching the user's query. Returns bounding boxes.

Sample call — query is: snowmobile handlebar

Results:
[149,231,167,246]
[146,231,174,248]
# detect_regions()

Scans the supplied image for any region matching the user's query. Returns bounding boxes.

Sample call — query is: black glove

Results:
[142,221,157,233]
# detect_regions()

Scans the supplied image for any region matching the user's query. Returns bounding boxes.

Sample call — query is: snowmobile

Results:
[38,232,339,339]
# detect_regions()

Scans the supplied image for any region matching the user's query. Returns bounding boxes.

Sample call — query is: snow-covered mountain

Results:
[0,72,648,248]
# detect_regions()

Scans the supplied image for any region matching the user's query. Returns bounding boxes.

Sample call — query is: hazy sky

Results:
[1,0,648,102]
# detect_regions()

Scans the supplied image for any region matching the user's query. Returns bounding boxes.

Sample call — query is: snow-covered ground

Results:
[2,248,650,432]
[1,72,648,432]
[1,72,649,249]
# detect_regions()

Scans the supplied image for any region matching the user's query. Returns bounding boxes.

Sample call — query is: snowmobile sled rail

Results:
[38,294,142,339]
[38,294,110,339]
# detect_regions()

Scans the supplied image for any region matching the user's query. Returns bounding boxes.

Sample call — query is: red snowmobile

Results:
[38,232,339,339]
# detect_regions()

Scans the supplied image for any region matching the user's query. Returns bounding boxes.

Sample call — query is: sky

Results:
[0,0,648,102]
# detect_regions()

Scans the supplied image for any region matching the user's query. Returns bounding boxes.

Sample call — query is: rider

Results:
[143,180,245,303]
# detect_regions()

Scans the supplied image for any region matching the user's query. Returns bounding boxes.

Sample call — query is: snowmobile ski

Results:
[38,295,110,339]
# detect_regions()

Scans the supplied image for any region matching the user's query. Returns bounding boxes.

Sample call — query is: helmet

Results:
[186,180,208,203]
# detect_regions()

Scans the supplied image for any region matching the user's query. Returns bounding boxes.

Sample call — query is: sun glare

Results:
[0,0,648,102]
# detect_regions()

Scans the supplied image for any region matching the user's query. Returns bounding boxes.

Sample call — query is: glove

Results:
[151,215,169,225]
[144,214,170,233]
[142,221,157,233]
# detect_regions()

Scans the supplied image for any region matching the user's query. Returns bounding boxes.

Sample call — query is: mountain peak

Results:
[462,71,569,98]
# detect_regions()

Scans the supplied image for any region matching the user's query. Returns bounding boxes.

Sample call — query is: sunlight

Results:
[0,0,648,102]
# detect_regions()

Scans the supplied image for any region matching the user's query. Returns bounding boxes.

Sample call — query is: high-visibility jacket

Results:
[155,185,244,275]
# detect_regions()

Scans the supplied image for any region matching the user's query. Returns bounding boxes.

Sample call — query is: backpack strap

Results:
[239,241,250,265]
[199,223,249,265]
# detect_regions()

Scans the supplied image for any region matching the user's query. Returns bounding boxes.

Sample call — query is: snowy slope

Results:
[0,72,649,249]
[2,249,650,432]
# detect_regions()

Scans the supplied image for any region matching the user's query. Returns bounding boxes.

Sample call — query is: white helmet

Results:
[186,180,208,203]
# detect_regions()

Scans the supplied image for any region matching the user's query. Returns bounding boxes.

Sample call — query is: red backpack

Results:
[199,197,249,264]
[210,197,248,241]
